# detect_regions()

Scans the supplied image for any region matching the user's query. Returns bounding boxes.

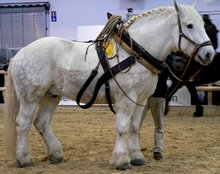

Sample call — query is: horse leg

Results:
[16,102,38,167]
[127,104,147,166]
[33,94,63,164]
[148,97,165,157]
[111,99,136,170]
[186,83,203,117]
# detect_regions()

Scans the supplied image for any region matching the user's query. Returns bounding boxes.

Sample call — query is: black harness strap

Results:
[106,12,166,72]
[105,82,114,113]
[113,26,166,72]
[96,44,115,114]
[75,65,99,106]
[76,56,136,111]
[76,13,166,113]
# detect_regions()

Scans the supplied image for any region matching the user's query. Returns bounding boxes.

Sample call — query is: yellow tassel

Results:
[105,40,115,58]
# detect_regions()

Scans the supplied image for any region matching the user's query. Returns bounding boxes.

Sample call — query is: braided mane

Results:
[124,7,174,28]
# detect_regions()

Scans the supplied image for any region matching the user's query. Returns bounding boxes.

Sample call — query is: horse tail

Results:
[4,59,19,159]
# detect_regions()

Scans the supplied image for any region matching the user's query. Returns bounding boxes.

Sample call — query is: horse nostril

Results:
[206,52,210,59]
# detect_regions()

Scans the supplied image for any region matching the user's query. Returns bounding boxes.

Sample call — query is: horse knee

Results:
[16,117,32,133]
[16,103,38,132]
[130,121,140,134]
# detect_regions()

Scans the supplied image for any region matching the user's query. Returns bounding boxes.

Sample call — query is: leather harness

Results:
[76,10,213,114]
[76,17,166,113]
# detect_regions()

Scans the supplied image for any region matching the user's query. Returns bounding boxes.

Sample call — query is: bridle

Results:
[165,9,213,100]
[167,10,213,83]
[177,12,212,61]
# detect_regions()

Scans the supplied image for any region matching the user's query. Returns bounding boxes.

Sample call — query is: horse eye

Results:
[187,24,193,29]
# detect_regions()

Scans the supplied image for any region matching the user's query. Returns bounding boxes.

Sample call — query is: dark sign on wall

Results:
[51,11,57,22]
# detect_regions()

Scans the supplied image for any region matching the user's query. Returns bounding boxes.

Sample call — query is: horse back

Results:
[10,37,99,101]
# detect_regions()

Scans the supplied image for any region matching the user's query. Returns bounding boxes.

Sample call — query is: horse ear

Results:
[107,12,112,19]
[174,0,185,17]
[174,0,179,12]
[192,0,197,8]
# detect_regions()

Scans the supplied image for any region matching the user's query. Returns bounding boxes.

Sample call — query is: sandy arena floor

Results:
[0,105,220,174]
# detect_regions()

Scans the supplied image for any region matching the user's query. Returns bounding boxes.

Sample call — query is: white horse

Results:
[4,0,214,170]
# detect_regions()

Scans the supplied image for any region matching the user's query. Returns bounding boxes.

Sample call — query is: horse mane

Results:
[124,7,174,28]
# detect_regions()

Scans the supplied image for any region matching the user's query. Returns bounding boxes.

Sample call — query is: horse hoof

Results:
[131,158,145,166]
[48,151,63,164]
[49,156,63,164]
[116,163,132,170]
[17,160,34,168]
[153,152,163,160]
[193,106,204,117]
[193,111,203,117]
[50,157,63,164]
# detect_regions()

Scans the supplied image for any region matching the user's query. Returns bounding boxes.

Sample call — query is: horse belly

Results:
[54,67,108,104]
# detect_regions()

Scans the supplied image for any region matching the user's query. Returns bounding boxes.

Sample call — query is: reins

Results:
[165,55,205,101]
[165,58,203,83]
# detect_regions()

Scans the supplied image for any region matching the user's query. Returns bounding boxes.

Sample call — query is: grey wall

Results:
[49,0,220,42]
[1,0,220,50]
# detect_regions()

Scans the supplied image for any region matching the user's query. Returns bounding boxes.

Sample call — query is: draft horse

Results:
[4,1,214,170]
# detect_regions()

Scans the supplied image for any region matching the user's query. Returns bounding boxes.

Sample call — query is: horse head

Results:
[173,0,215,66]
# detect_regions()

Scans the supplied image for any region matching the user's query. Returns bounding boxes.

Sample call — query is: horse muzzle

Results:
[196,46,215,66]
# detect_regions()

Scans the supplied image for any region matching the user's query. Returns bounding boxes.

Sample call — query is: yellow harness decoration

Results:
[105,40,115,58]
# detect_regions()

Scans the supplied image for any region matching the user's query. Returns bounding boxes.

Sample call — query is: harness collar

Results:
[113,24,166,74]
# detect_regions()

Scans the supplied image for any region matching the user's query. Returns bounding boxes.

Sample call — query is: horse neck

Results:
[127,8,177,60]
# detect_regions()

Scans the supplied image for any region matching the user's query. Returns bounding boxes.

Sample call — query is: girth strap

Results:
[76,56,136,111]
